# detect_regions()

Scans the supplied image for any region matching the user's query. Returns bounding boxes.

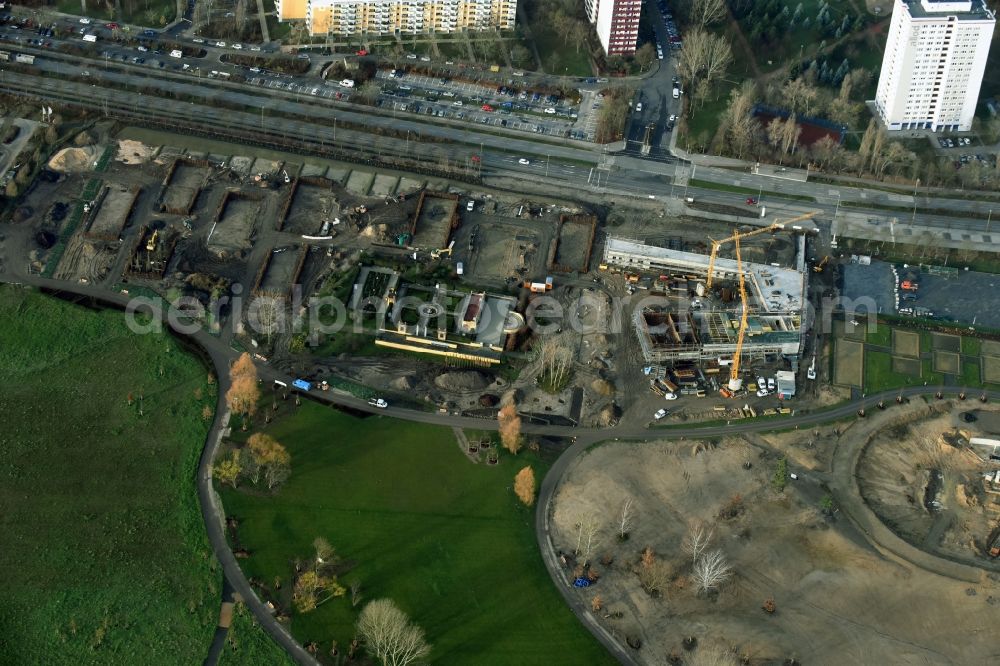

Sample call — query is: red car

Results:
[355,49,368,56]
[105,22,119,29]
[746,197,758,205]
[481,104,493,112]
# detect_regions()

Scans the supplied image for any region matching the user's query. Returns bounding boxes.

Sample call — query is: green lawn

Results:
[864,350,943,392]
[219,603,295,665]
[962,337,982,357]
[218,404,613,665]
[866,323,892,347]
[0,285,218,662]
[960,360,983,387]
[57,0,177,25]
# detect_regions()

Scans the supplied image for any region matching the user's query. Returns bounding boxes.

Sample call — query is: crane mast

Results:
[728,234,749,392]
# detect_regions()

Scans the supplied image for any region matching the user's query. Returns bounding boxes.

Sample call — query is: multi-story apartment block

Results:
[875,0,995,132]
[586,0,640,56]
[277,0,515,36]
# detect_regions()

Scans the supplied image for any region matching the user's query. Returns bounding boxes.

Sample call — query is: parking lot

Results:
[374,70,598,141]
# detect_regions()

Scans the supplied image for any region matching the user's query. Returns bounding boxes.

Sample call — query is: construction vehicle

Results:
[989,532,1000,558]
[812,256,829,273]
[706,211,819,289]
[146,230,159,252]
[725,233,750,394]
[431,240,455,259]
[525,277,554,293]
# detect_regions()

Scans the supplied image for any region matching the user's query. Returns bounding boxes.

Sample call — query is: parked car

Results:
[654,408,668,420]
[368,398,388,409]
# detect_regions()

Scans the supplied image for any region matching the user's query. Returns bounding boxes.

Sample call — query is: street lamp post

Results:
[911,178,920,225]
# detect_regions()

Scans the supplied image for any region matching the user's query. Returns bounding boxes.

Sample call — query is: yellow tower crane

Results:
[705,211,821,290]
[727,233,750,393]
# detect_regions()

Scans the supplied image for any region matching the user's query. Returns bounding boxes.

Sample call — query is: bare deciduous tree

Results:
[573,516,602,564]
[616,498,635,540]
[682,521,714,564]
[689,0,727,27]
[357,599,431,666]
[722,80,759,160]
[538,334,573,391]
[677,28,733,109]
[498,403,522,454]
[514,466,535,506]
[692,549,732,594]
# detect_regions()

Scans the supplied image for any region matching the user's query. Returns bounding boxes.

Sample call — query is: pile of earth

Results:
[115,140,157,165]
[48,145,100,173]
[434,370,493,392]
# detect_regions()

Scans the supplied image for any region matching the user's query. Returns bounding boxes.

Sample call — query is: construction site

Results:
[7,123,843,426]
[598,214,818,399]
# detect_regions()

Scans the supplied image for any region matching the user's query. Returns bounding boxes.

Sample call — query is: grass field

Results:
[866,322,891,347]
[218,404,613,665]
[56,0,177,25]
[0,285,218,662]
[219,603,295,665]
[865,351,944,392]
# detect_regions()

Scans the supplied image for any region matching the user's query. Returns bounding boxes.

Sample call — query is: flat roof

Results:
[605,237,805,314]
[904,0,995,21]
[476,296,514,348]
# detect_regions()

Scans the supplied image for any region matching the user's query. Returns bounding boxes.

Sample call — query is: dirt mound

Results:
[116,139,157,165]
[390,375,416,391]
[434,370,492,392]
[591,379,615,396]
[597,403,619,426]
[48,146,100,173]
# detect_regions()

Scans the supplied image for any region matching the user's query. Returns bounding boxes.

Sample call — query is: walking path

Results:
[6,274,1000,665]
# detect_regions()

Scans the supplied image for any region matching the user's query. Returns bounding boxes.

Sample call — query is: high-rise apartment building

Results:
[875,0,995,132]
[586,0,640,56]
[277,0,516,36]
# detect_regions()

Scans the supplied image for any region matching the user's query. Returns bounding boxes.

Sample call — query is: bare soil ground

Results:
[893,329,920,358]
[893,355,922,376]
[258,248,301,294]
[285,182,340,235]
[208,197,261,257]
[932,333,961,353]
[162,163,208,215]
[54,237,116,283]
[469,222,541,282]
[552,434,1000,665]
[554,219,593,271]
[115,139,158,166]
[86,184,137,239]
[858,408,1000,566]
[983,356,1000,384]
[933,351,961,375]
[47,145,101,173]
[411,195,456,249]
[835,338,864,387]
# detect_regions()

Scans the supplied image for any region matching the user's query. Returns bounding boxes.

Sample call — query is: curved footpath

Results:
[5,275,1000,665]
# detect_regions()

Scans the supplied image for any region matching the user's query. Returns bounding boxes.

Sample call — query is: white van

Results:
[340,78,355,88]
[456,262,464,276]
[169,49,183,58]
[672,88,680,99]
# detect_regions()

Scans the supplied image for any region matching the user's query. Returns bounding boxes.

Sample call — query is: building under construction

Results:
[603,236,807,366]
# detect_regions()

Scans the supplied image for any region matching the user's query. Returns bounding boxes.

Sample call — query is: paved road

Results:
[4,276,998,666]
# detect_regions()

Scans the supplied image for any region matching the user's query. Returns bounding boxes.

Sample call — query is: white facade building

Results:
[875,0,995,132]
